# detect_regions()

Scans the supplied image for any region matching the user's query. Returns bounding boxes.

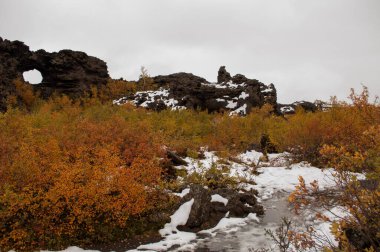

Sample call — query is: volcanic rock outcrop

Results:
[1,37,322,115]
[114,66,278,116]
[0,37,109,111]
[276,101,318,115]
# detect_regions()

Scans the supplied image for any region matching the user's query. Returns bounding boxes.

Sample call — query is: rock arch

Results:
[23,69,43,84]
[0,37,109,110]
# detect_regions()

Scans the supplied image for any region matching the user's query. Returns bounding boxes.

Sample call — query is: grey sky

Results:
[1,0,379,103]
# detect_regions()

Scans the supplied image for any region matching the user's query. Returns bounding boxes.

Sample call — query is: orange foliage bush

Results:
[0,99,166,250]
[6,79,40,110]
[98,79,137,101]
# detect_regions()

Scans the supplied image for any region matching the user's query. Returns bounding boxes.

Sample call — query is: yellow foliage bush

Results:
[288,87,380,251]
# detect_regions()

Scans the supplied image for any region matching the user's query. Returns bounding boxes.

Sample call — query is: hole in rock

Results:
[23,69,43,84]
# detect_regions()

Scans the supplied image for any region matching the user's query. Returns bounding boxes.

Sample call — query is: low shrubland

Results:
[0,79,379,250]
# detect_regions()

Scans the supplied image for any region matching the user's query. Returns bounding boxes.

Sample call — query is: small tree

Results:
[139,66,155,91]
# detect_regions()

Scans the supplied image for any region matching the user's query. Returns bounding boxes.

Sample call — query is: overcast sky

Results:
[1,0,379,103]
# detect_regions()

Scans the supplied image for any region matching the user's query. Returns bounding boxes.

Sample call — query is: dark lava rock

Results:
[217,65,231,83]
[0,37,109,111]
[178,185,264,232]
[181,185,212,230]
[345,227,380,251]
[213,188,264,217]
[277,101,318,115]
[115,66,278,115]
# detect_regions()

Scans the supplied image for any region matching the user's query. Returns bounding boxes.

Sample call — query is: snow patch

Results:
[239,91,249,99]
[238,150,263,165]
[211,194,228,206]
[261,86,274,93]
[199,213,259,236]
[135,199,196,251]
[173,188,190,198]
[280,106,295,114]
[229,104,247,116]
[226,100,237,109]
[202,81,247,89]
[252,165,336,200]
[113,88,185,111]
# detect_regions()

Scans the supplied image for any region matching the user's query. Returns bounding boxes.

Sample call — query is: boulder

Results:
[178,185,264,232]
[181,184,212,230]
[213,188,264,217]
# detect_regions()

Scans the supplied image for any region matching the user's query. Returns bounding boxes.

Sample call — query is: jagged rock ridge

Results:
[114,66,278,116]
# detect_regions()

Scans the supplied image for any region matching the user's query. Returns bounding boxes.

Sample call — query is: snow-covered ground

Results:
[126,150,345,251]
[42,150,355,252]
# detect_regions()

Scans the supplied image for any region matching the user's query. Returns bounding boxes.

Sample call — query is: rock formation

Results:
[114,66,278,116]
[177,185,264,232]
[276,101,318,115]
[0,37,109,111]
[1,37,322,115]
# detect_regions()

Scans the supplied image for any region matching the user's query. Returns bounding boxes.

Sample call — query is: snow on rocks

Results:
[173,188,190,198]
[113,88,185,110]
[280,105,295,114]
[226,100,238,109]
[199,212,260,236]
[211,194,229,206]
[136,199,196,251]
[113,66,280,116]
[160,199,194,235]
[229,104,247,116]
[239,91,249,99]
[201,80,247,89]
[261,85,275,94]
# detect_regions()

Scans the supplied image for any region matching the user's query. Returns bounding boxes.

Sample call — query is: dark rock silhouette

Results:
[0,37,109,111]
[217,65,231,83]
[115,66,278,115]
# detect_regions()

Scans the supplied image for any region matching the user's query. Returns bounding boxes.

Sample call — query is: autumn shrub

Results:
[182,163,242,190]
[98,79,137,102]
[288,88,380,251]
[0,98,171,251]
[6,79,41,110]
